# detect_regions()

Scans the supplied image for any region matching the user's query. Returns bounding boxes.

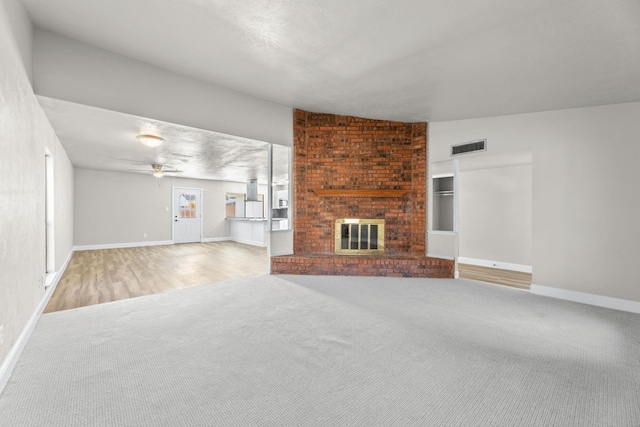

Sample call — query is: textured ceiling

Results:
[22,0,640,122]
[38,97,290,184]
[20,0,640,181]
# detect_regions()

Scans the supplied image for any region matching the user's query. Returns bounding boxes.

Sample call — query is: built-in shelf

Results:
[433,176,454,231]
[312,189,408,198]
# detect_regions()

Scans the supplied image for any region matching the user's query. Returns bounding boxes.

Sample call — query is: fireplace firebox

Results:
[335,219,385,255]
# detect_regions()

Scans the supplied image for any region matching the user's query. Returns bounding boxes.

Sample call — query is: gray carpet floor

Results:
[0,275,639,426]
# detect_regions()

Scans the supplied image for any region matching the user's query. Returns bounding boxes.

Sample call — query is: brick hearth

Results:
[271,109,454,278]
[271,254,454,278]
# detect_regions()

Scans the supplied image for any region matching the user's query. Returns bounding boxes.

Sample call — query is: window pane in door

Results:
[179,194,196,218]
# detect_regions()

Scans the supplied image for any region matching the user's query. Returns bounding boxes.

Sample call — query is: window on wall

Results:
[271,144,291,231]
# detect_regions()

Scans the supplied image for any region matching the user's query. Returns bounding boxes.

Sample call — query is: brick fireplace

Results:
[271,109,454,278]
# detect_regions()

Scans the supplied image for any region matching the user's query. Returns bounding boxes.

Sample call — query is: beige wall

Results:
[430,102,640,303]
[74,169,268,247]
[0,0,74,368]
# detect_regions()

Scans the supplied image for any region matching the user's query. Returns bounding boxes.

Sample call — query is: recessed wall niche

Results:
[432,175,454,232]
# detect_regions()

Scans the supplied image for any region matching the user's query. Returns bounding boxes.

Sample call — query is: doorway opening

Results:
[455,150,533,289]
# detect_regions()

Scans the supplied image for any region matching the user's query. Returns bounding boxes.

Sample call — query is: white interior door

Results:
[173,187,202,244]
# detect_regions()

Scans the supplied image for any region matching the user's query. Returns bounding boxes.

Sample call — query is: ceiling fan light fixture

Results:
[137,134,164,147]
[152,164,165,178]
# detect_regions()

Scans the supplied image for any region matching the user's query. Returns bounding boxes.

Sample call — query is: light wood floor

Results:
[45,241,268,313]
[458,263,532,290]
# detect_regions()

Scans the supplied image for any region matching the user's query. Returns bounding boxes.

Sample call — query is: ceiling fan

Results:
[129,164,183,178]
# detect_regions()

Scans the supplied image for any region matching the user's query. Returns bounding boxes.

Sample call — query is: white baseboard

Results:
[458,256,532,273]
[73,238,235,250]
[201,237,231,243]
[73,240,174,251]
[45,250,73,289]
[531,284,640,314]
[231,238,267,248]
[270,250,294,257]
[426,253,455,261]
[0,250,73,394]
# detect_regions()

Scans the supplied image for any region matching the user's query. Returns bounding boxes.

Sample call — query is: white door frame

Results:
[172,186,203,244]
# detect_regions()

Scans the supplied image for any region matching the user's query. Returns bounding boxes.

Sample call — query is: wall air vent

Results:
[451,139,486,156]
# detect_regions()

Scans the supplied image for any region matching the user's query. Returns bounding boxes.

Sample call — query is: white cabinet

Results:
[228,219,267,247]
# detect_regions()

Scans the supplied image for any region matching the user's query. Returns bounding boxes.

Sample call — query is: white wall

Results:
[74,169,269,247]
[430,102,640,303]
[458,164,532,267]
[0,0,74,372]
[33,29,293,148]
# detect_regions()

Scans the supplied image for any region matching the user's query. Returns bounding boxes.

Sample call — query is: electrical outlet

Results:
[0,324,4,346]
[144,233,148,238]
